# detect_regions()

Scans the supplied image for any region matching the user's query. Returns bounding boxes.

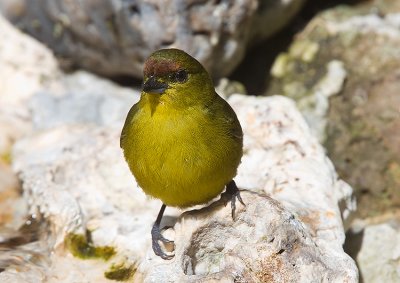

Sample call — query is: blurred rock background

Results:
[0,0,305,78]
[1,0,399,282]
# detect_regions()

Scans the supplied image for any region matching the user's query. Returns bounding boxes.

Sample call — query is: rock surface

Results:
[139,192,349,282]
[30,71,139,130]
[0,161,26,230]
[265,2,400,280]
[266,0,400,219]
[356,221,400,282]
[0,0,306,78]
[0,11,358,283]
[346,213,400,283]
[0,13,51,262]
[0,15,59,157]
[0,94,358,282]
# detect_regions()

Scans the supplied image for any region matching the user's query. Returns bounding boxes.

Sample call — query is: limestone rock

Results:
[0,10,358,281]
[0,14,138,155]
[0,0,306,78]
[0,15,59,157]
[266,0,400,219]
[346,214,400,283]
[30,71,139,130]
[139,192,355,282]
[0,161,26,230]
[1,94,357,282]
[0,15,50,267]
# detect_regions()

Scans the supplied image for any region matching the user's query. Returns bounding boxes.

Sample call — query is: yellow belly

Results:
[121,100,242,207]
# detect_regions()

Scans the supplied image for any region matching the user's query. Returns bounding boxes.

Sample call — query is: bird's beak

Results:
[142,76,168,94]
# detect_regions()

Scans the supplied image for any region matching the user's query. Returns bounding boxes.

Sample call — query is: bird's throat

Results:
[146,95,161,115]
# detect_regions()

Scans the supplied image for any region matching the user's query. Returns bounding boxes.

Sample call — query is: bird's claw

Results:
[151,224,175,260]
[225,180,246,220]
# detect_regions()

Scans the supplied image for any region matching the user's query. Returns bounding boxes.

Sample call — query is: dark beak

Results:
[142,76,168,94]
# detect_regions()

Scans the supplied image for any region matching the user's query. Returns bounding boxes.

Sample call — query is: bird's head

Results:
[141,49,215,110]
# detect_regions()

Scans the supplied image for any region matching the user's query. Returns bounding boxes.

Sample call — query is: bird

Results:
[120,48,244,259]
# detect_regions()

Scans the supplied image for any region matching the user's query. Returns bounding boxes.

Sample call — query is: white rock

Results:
[0,161,27,230]
[139,192,356,282]
[30,71,139,130]
[4,94,358,282]
[231,95,356,247]
[0,14,138,153]
[349,218,400,283]
[0,15,59,155]
[0,11,358,282]
[326,13,400,39]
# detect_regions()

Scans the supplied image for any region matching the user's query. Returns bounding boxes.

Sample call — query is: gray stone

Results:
[347,217,400,283]
[0,0,306,78]
[139,192,356,282]
[0,15,59,157]
[30,71,139,130]
[266,0,400,219]
[358,221,400,282]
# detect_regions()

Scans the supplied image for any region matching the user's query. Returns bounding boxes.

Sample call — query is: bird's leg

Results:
[225,180,245,220]
[151,204,174,260]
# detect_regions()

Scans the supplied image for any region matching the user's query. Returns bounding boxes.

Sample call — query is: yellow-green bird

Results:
[120,48,244,259]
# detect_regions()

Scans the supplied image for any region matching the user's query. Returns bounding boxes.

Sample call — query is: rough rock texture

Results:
[0,0,306,78]
[30,71,139,130]
[0,15,59,157]
[269,54,346,142]
[0,70,140,283]
[139,192,347,282]
[345,213,400,283]
[0,14,53,254]
[0,161,26,230]
[265,0,400,219]
[356,221,400,282]
[0,14,140,280]
[0,94,358,282]
[0,11,358,282]
[0,13,138,138]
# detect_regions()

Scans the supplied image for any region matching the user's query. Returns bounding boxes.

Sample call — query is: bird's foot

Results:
[224,180,245,220]
[151,223,175,260]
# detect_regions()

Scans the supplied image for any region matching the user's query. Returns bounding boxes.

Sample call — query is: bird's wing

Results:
[120,103,139,149]
[210,92,243,142]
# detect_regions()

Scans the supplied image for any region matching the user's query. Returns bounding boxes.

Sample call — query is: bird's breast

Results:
[126,104,237,173]
[121,101,242,207]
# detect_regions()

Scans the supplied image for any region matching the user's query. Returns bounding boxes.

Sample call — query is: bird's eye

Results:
[172,69,188,83]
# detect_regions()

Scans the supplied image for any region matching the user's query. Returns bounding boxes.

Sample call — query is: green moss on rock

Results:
[104,263,136,281]
[65,231,115,260]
